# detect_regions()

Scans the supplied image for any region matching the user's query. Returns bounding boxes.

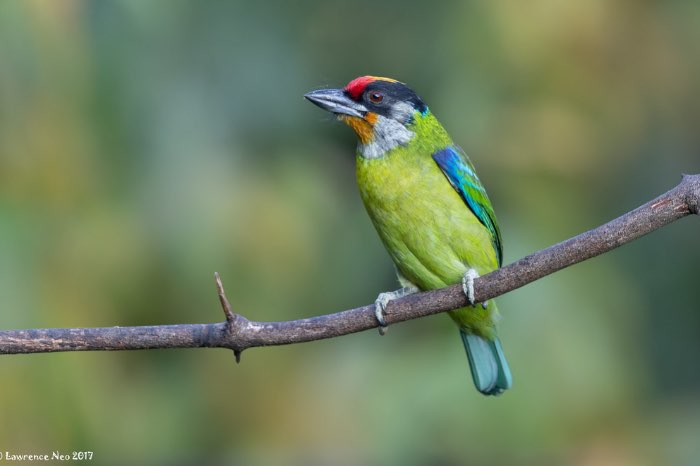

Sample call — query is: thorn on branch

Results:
[215,272,245,363]
[215,272,235,323]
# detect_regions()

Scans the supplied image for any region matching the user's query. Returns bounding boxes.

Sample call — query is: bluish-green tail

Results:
[460,330,512,396]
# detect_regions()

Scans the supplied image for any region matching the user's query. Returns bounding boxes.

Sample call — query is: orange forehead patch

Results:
[345,76,399,100]
[339,114,377,144]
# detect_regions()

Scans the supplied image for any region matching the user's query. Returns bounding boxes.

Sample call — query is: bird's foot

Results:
[462,269,488,309]
[374,286,418,335]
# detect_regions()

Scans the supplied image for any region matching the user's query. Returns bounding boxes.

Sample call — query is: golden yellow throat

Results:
[339,113,378,145]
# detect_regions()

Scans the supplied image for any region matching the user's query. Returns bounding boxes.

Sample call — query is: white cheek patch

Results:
[359,115,414,159]
[390,101,415,123]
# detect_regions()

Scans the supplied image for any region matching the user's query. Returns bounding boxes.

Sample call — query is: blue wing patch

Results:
[433,146,503,266]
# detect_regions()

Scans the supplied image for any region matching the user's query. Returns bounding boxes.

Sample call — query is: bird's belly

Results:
[357,153,498,291]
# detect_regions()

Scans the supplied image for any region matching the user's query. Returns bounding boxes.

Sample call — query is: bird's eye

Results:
[368,92,384,104]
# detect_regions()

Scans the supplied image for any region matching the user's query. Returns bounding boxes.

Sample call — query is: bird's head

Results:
[305,76,428,159]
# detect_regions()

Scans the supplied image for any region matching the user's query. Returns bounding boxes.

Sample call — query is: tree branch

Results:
[1,174,698,357]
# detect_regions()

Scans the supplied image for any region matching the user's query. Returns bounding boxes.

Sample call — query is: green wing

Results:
[432,146,503,266]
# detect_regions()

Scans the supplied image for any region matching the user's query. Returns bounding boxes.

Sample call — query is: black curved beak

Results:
[304,88,367,118]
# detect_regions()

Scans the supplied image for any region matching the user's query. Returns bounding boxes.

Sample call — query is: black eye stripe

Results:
[363,81,427,114]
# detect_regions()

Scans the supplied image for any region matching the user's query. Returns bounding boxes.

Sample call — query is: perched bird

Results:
[305,76,511,396]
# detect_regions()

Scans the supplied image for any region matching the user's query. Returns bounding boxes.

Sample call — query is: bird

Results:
[305,76,511,396]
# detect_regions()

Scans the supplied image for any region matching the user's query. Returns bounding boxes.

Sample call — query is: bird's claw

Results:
[462,269,488,308]
[373,286,419,336]
[374,293,392,335]
[462,269,478,306]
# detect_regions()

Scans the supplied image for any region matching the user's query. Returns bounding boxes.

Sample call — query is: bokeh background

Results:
[1,1,699,464]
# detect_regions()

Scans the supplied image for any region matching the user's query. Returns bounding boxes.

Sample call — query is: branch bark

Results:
[1,174,698,357]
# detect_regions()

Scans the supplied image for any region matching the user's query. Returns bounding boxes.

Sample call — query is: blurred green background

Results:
[1,1,699,464]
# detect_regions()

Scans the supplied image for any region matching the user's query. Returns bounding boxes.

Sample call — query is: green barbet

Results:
[305,76,511,396]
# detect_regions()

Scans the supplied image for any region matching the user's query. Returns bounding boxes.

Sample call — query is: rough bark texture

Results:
[1,174,698,357]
